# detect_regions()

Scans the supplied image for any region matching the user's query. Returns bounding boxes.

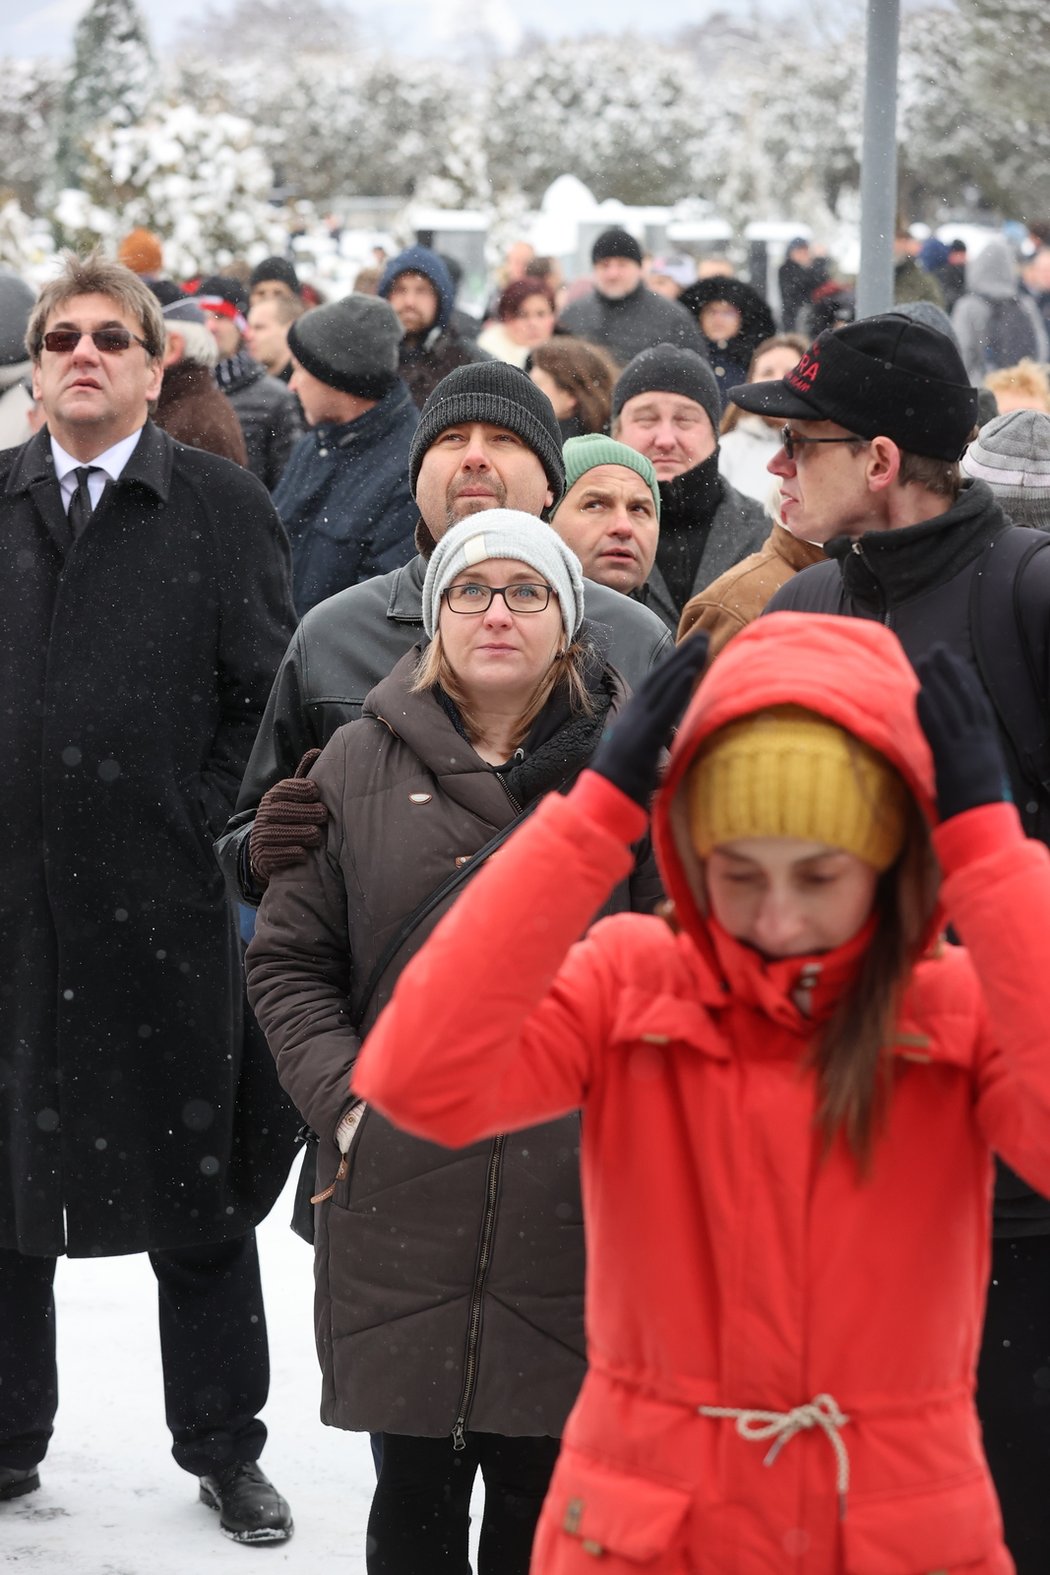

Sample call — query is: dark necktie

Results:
[67,465,101,539]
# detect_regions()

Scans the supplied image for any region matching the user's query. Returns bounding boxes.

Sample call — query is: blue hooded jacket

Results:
[378,246,455,335]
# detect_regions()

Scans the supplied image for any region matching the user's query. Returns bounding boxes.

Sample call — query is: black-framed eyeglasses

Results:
[442,582,554,615]
[780,425,865,462]
[42,328,149,355]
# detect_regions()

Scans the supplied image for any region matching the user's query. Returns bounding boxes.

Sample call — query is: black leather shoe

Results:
[0,1466,40,1502]
[198,1461,292,1544]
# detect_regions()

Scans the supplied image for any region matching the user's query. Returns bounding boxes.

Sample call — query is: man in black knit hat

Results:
[558,228,705,368]
[216,359,673,900]
[273,294,419,617]
[611,342,768,632]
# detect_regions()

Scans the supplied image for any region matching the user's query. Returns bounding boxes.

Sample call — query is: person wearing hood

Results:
[678,275,777,411]
[610,343,769,632]
[951,236,1048,385]
[351,613,1050,1575]
[378,244,490,409]
[557,228,706,368]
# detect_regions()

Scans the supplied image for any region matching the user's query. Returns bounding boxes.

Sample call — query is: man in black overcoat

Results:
[0,252,298,1542]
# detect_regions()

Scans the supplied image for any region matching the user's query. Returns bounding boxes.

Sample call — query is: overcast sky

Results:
[2,0,795,58]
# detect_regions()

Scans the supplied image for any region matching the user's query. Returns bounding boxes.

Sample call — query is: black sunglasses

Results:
[780,425,865,462]
[42,327,149,355]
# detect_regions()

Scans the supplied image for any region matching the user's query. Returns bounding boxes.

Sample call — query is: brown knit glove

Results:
[249,749,327,886]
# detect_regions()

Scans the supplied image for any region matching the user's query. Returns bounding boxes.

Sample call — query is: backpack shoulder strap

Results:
[970,527,1050,817]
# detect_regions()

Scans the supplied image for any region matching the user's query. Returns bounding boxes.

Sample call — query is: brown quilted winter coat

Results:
[246,645,661,1437]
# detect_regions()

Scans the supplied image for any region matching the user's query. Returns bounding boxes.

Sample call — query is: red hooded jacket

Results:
[355,614,1050,1574]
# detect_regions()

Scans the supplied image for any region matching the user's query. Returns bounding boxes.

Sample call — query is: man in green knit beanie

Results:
[552,433,661,597]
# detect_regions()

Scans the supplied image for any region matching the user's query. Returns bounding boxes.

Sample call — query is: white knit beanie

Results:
[422,510,586,642]
[962,410,1050,531]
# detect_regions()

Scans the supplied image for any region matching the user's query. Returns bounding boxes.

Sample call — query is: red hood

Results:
[652,613,938,970]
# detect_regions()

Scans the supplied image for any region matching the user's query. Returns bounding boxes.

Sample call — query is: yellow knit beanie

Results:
[687,706,909,872]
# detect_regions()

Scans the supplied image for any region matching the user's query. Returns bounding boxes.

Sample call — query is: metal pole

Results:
[855,0,900,319]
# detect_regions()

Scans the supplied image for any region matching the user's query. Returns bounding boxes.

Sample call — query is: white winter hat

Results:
[422,510,586,642]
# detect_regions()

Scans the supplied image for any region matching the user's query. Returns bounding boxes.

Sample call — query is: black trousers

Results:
[977,1232,1050,1575]
[366,1431,560,1575]
[0,1232,269,1477]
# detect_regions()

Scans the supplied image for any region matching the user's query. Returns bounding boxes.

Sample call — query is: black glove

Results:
[249,748,328,885]
[590,634,709,808]
[914,644,1009,821]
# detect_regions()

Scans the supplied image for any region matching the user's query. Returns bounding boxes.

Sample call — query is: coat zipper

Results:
[451,1134,506,1450]
[449,769,519,1448]
[850,540,891,626]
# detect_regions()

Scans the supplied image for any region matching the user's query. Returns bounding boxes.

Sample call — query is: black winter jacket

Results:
[640,463,770,633]
[218,353,303,490]
[0,422,298,1256]
[767,478,1050,1236]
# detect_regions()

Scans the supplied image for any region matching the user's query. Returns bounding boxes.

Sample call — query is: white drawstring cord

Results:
[698,1394,851,1518]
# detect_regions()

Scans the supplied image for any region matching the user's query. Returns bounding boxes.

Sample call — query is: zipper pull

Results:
[451,1420,467,1452]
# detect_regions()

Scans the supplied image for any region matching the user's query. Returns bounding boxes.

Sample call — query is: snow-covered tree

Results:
[0,58,63,215]
[55,0,157,190]
[77,101,282,274]
[486,37,704,206]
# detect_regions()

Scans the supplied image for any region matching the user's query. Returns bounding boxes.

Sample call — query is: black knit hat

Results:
[728,314,979,461]
[592,228,643,266]
[249,255,301,296]
[409,361,566,502]
[612,342,722,435]
[288,295,403,398]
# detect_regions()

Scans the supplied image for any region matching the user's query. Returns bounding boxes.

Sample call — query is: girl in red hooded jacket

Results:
[354,612,1050,1575]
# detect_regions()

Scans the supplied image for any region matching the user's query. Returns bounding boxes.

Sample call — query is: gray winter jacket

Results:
[558,284,707,368]
[951,238,1049,385]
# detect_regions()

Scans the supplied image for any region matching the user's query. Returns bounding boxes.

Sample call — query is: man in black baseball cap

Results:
[729,313,978,546]
[759,312,1050,1569]
[558,228,706,367]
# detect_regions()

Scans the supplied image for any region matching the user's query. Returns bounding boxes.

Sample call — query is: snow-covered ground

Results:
[3,1170,382,1572]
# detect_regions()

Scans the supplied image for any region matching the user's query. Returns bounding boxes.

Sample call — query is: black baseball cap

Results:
[728,314,979,461]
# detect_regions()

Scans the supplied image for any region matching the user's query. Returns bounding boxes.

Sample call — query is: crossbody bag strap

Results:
[350,799,539,1029]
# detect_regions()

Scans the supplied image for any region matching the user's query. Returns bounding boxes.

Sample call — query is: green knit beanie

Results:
[561,434,661,520]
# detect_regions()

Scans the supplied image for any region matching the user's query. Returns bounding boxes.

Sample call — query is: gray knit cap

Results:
[962,410,1050,530]
[422,510,586,641]
[409,361,566,503]
[288,294,402,398]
